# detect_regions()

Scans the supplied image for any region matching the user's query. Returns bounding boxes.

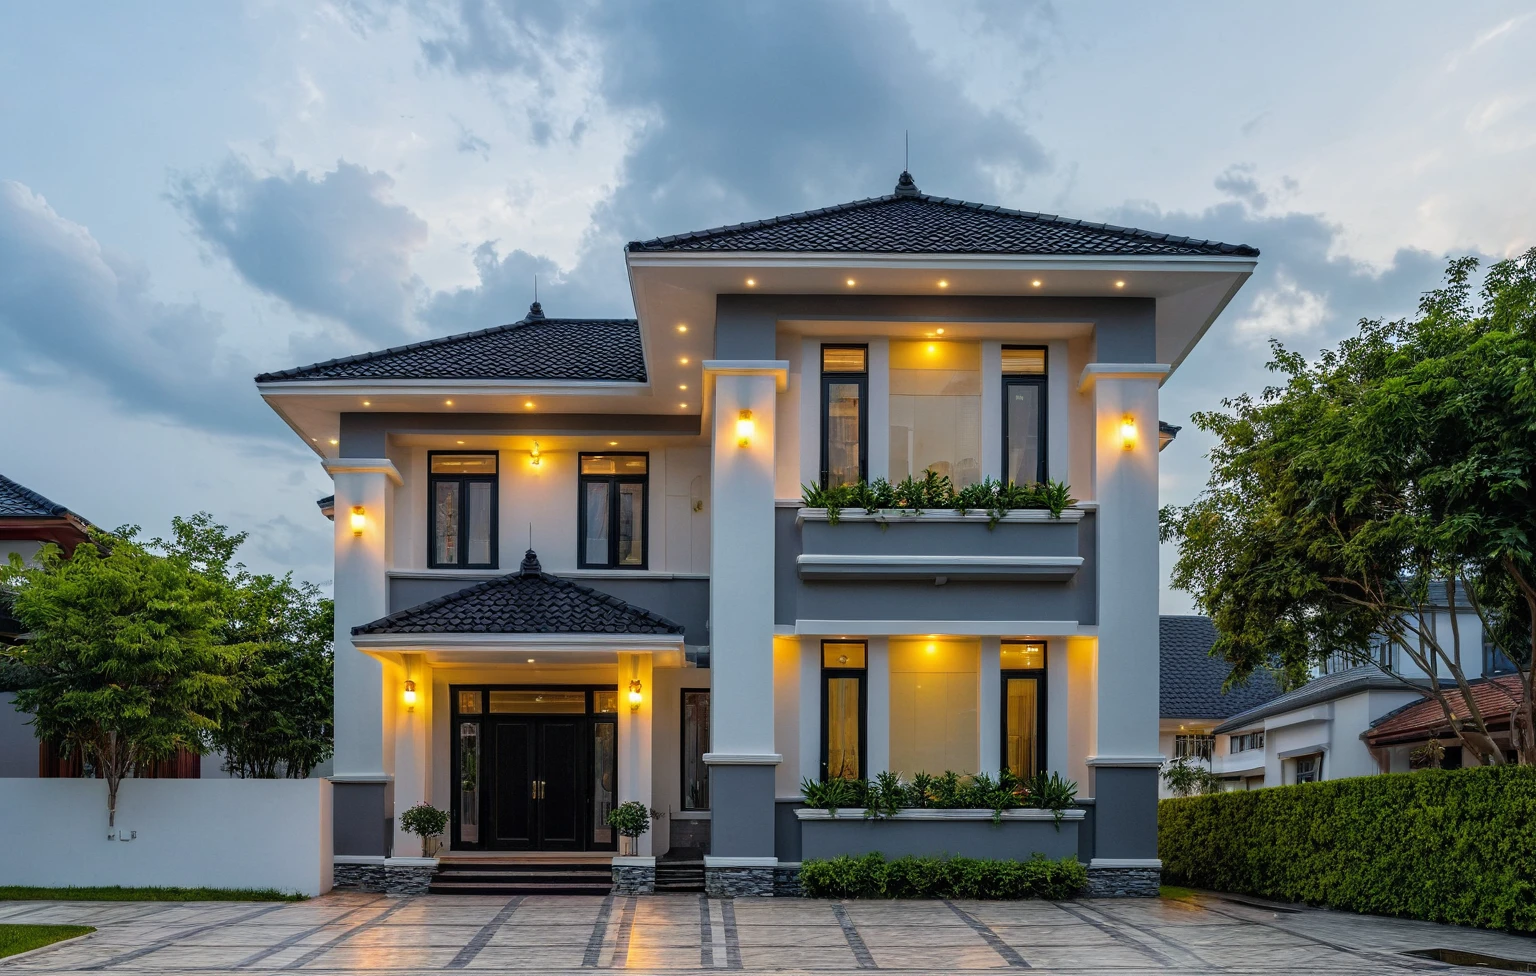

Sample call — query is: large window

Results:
[681,690,710,810]
[889,637,979,776]
[1294,753,1323,784]
[820,345,868,488]
[821,641,867,780]
[889,341,982,488]
[1002,347,1047,485]
[1000,641,1046,780]
[1230,731,1264,754]
[1485,632,1517,675]
[429,452,498,568]
[578,454,648,569]
[1174,733,1215,761]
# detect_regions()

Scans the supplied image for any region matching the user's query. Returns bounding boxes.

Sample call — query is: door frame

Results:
[999,668,1048,780]
[448,684,619,852]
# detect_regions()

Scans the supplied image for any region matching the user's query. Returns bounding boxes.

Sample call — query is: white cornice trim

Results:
[612,856,656,867]
[258,378,650,396]
[628,251,1258,275]
[322,458,404,486]
[796,620,1084,637]
[796,808,1085,822]
[385,569,710,582]
[1090,858,1163,870]
[796,553,1083,582]
[384,857,439,868]
[702,753,783,765]
[797,507,1086,524]
[334,855,388,865]
[351,632,684,652]
[702,359,790,392]
[327,773,393,783]
[1077,362,1172,392]
[703,856,780,868]
[1085,756,1168,768]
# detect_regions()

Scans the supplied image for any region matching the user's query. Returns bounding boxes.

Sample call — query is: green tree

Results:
[1163,250,1536,766]
[1,528,250,825]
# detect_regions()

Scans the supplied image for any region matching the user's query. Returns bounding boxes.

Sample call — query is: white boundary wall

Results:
[0,778,333,895]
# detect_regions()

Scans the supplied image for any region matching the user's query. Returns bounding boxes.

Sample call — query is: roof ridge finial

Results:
[520,548,542,575]
[894,169,919,197]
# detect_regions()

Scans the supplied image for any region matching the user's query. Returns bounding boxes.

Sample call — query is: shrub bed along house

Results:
[1159,764,1536,932]
[799,853,1086,900]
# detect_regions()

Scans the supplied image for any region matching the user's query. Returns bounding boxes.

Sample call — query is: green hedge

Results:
[799,853,1085,900]
[1160,764,1536,932]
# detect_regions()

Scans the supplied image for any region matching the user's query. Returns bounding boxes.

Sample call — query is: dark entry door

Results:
[489,718,585,850]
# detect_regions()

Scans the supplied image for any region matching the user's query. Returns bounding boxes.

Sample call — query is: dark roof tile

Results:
[1160,615,1284,720]
[0,474,75,519]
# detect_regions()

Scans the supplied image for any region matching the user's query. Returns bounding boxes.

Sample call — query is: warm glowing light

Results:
[736,409,754,447]
[1120,414,1138,451]
[530,440,541,466]
[936,328,945,335]
[679,384,688,391]
[846,278,856,286]
[926,343,937,354]
[402,679,417,709]
[456,440,465,445]
[609,441,619,446]
[745,278,756,287]
[677,324,688,333]
[937,279,949,288]
[362,400,371,406]
[680,402,689,409]
[1031,279,1042,288]
[527,658,535,664]
[925,643,937,655]
[1114,280,1126,289]
[328,438,339,446]
[680,356,690,365]
[445,399,454,406]
[310,437,317,442]
[350,506,366,535]
[628,678,643,710]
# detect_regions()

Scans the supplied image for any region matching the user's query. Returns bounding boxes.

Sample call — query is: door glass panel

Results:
[1001,347,1046,374]
[822,642,867,668]
[584,482,610,564]
[432,454,498,475]
[1007,381,1043,485]
[434,482,459,565]
[826,381,863,488]
[822,346,867,372]
[682,691,710,810]
[580,455,648,476]
[825,676,862,780]
[489,690,587,714]
[467,482,493,564]
[458,722,481,843]
[592,690,618,713]
[1000,642,1045,669]
[1004,677,1041,779]
[617,483,644,566]
[593,722,616,845]
[457,690,482,714]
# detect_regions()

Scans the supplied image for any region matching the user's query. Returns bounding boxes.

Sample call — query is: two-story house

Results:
[256,171,1259,895]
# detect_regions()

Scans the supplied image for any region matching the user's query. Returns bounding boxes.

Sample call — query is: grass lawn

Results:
[0,886,305,903]
[0,925,95,959]
[1160,885,1199,901]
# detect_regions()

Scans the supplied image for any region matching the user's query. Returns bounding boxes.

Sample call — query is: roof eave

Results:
[625,250,1259,273]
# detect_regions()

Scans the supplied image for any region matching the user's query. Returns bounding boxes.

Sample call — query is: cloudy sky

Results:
[2,1,1532,609]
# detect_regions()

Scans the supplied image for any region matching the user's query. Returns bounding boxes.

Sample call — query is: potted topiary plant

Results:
[399,802,449,857]
[606,800,650,856]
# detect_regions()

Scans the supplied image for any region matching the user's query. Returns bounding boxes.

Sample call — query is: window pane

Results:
[467,482,493,565]
[822,346,867,373]
[683,690,711,810]
[1001,347,1046,374]
[432,454,498,475]
[826,381,863,487]
[822,642,867,669]
[488,690,586,714]
[889,341,982,488]
[434,482,459,565]
[826,676,862,780]
[1004,677,1040,779]
[593,723,616,844]
[889,638,980,776]
[1006,381,1043,485]
[458,721,480,843]
[592,690,618,714]
[584,482,611,565]
[580,455,648,476]
[1000,642,1045,669]
[457,690,482,714]
[617,482,644,566]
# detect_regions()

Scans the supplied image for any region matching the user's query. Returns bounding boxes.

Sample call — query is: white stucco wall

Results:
[0,778,333,895]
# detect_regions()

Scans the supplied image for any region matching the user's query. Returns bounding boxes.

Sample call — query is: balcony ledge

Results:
[797,553,1082,582]
[795,808,1084,822]
[797,507,1087,525]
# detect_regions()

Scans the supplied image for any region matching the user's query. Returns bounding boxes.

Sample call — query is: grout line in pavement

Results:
[80,903,289,971]
[580,895,615,968]
[831,902,878,970]
[942,900,1029,969]
[444,895,523,970]
[279,898,412,970]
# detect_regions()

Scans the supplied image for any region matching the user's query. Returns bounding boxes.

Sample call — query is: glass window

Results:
[1003,347,1047,486]
[1174,733,1215,761]
[1294,754,1322,784]
[593,721,616,845]
[1000,642,1045,669]
[822,642,867,668]
[1004,677,1042,779]
[457,690,482,714]
[458,721,480,844]
[1230,731,1264,754]
[592,690,619,714]
[488,690,586,714]
[822,641,866,781]
[1485,633,1517,675]
[821,345,868,488]
[428,452,498,568]
[890,341,982,488]
[682,690,710,810]
[579,454,648,569]
[889,638,980,776]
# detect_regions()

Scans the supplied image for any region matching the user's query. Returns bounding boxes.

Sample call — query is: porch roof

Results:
[1363,674,1523,747]
[351,549,685,637]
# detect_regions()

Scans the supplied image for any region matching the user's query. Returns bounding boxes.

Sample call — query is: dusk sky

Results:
[2,1,1532,611]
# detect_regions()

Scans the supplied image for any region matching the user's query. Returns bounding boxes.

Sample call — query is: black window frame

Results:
[1230,731,1264,755]
[999,652,1048,781]
[1174,733,1215,761]
[427,450,500,569]
[1293,753,1323,784]
[820,344,869,488]
[577,452,650,571]
[819,639,868,782]
[1001,345,1049,486]
[680,688,710,811]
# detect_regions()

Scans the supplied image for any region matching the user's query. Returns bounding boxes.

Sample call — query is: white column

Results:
[866,339,890,482]
[866,637,890,777]
[618,651,655,855]
[981,342,1003,481]
[391,654,431,856]
[798,637,820,786]
[978,636,1002,773]
[1046,638,1071,777]
[1047,341,1070,484]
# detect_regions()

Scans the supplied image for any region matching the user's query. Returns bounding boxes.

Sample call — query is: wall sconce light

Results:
[735,409,754,447]
[350,506,366,536]
[1120,414,1138,451]
[628,678,643,711]
[530,440,541,466]
[403,679,417,711]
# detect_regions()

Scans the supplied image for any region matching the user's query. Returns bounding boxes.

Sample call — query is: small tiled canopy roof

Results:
[629,172,1259,257]
[0,473,75,519]
[352,550,684,636]
[254,303,645,383]
[1365,675,1524,746]
[1160,616,1283,720]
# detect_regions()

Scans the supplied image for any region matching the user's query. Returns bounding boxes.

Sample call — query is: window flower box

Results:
[794,807,1085,861]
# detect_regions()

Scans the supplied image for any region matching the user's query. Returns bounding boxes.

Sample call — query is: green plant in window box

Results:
[801,476,1076,524]
[399,802,449,857]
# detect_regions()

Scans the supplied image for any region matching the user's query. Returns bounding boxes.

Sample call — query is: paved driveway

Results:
[3,891,1534,974]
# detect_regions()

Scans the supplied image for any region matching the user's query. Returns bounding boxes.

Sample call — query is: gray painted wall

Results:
[774,799,805,862]
[798,816,1080,861]
[0,696,37,777]
[388,574,710,644]
[709,764,777,858]
[1089,767,1158,861]
[334,781,394,857]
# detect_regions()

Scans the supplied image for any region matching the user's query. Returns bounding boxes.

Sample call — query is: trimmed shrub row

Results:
[1159,764,1536,932]
[799,853,1086,900]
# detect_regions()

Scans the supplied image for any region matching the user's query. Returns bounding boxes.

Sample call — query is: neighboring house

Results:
[1365,674,1525,771]
[255,170,1259,894]
[1158,615,1282,796]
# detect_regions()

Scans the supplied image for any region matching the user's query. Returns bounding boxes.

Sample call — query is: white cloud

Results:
[1233,272,1329,341]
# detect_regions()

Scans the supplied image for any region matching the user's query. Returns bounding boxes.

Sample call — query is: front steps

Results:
[428,858,613,896]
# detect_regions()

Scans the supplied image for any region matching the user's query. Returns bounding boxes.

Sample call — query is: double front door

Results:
[491,718,586,850]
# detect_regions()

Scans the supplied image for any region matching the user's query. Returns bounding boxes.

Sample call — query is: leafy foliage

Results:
[399,802,449,856]
[802,475,1077,524]
[1160,756,1224,797]
[801,769,1077,825]
[1159,764,1536,932]
[799,853,1086,900]
[1162,250,1536,764]
[606,800,651,838]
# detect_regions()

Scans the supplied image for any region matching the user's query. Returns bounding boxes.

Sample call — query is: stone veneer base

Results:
[332,861,385,892]
[1085,866,1161,898]
[384,862,436,896]
[705,866,777,897]
[613,865,656,895]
